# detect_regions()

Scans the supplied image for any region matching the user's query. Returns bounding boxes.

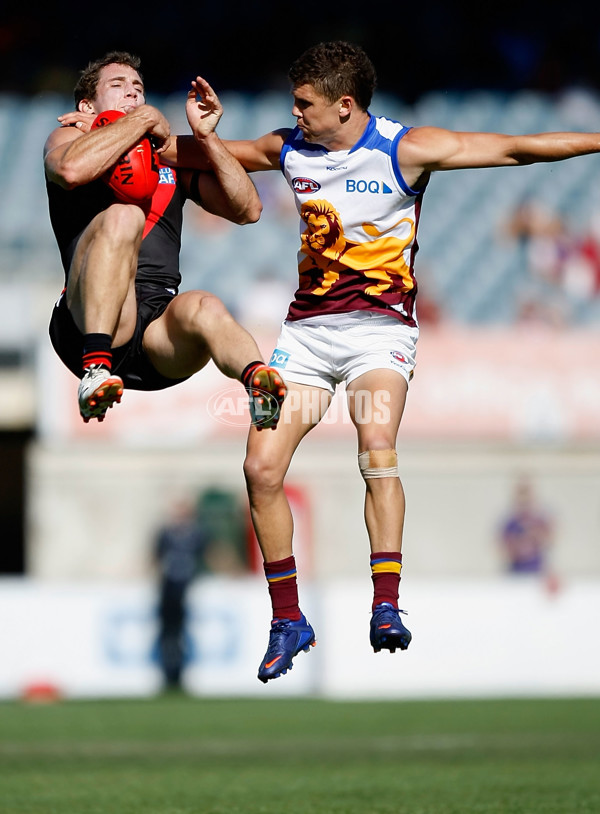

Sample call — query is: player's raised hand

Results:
[187,76,223,139]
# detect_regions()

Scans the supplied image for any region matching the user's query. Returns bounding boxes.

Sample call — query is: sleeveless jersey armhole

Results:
[391,127,427,197]
[280,127,300,174]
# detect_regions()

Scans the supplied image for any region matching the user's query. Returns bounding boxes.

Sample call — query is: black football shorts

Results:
[49,282,190,391]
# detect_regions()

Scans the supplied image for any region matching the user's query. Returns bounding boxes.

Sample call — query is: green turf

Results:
[0,696,599,814]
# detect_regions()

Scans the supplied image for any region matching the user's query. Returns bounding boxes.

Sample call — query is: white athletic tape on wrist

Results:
[358,449,398,479]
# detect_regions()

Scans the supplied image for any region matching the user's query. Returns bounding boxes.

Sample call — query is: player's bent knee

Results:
[198,291,227,313]
[243,452,285,493]
[185,291,230,327]
[358,448,399,479]
[98,202,146,240]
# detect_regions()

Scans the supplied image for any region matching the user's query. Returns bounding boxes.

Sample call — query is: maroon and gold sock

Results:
[264,555,301,621]
[370,551,402,611]
[82,333,113,373]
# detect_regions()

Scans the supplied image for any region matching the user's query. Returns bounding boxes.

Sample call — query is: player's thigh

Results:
[142,292,214,379]
[245,381,332,483]
[66,205,145,334]
[67,205,145,291]
[346,368,408,449]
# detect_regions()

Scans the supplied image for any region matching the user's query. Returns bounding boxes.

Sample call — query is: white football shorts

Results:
[268,311,419,395]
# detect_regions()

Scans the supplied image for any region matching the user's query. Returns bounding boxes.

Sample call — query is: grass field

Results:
[0,695,599,814]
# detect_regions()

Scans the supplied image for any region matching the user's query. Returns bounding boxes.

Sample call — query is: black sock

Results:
[241,361,264,388]
[82,333,113,373]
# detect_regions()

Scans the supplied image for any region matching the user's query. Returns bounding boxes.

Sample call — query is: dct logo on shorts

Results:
[346,179,393,194]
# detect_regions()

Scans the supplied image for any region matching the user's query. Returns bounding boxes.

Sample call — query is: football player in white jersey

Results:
[184,41,600,682]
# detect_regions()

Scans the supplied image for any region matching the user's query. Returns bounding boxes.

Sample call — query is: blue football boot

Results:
[370,603,412,653]
[257,614,316,683]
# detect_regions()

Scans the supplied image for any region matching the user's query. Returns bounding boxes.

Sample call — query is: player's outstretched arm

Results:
[223,130,291,172]
[398,126,600,188]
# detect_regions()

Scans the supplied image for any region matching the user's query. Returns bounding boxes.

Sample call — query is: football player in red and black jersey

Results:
[44,51,286,427]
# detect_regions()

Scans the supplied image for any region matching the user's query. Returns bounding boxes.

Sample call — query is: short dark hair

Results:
[73,51,143,105]
[288,41,377,111]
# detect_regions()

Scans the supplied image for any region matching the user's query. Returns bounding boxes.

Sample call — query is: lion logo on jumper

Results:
[298,199,416,297]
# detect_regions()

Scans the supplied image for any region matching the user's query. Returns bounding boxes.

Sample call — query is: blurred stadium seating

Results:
[2,86,600,357]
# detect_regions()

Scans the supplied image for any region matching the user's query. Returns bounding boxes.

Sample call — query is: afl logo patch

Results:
[292,177,321,194]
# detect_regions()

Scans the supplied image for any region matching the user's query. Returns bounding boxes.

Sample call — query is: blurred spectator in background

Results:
[563,210,600,302]
[196,487,249,576]
[154,497,208,690]
[505,198,600,322]
[498,477,555,575]
[504,198,571,289]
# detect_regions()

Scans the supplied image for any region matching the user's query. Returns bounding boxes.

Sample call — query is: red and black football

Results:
[91,109,159,204]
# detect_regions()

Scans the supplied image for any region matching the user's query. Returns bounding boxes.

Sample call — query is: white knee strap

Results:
[358,449,398,479]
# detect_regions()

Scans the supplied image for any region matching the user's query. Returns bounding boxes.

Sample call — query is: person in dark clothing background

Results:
[154,497,208,689]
